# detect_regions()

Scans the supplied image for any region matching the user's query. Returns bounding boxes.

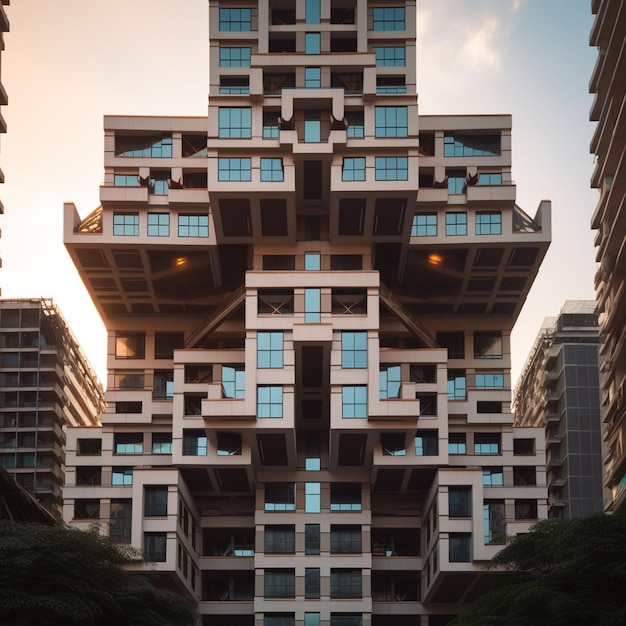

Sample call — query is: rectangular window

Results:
[515,499,538,520]
[112,467,133,486]
[376,76,407,94]
[217,432,242,456]
[265,616,295,626]
[305,67,322,88]
[305,568,321,599]
[375,106,408,138]
[514,439,535,455]
[342,157,366,181]
[474,433,501,455]
[110,499,132,543]
[379,364,401,399]
[475,373,504,388]
[381,432,406,456]
[304,110,321,143]
[257,332,284,368]
[152,433,172,454]
[114,433,143,455]
[372,46,405,66]
[265,525,295,554]
[114,173,140,187]
[449,487,472,518]
[263,111,279,138]
[476,212,502,235]
[372,6,405,30]
[219,7,252,31]
[330,615,362,626]
[479,173,503,185]
[444,133,500,157]
[305,524,321,554]
[341,332,367,369]
[304,288,321,322]
[115,332,145,359]
[330,525,362,553]
[346,111,364,138]
[305,614,320,626]
[330,569,362,598]
[305,0,321,23]
[449,533,471,562]
[218,157,251,181]
[415,429,438,456]
[115,134,172,158]
[178,214,209,237]
[474,332,503,358]
[219,46,251,66]
[436,331,465,359]
[222,365,245,399]
[74,499,100,520]
[144,532,167,562]
[330,483,361,511]
[445,212,467,236]
[342,385,367,418]
[113,213,139,236]
[144,485,168,517]
[265,483,296,511]
[448,433,466,455]
[305,482,321,513]
[447,369,466,400]
[447,171,467,194]
[218,107,252,139]
[219,76,250,94]
[182,429,207,456]
[484,501,506,544]
[483,467,504,486]
[147,213,170,236]
[257,385,283,418]
[305,33,321,54]
[412,213,437,236]
[77,439,102,456]
[305,253,321,271]
[260,158,284,182]
[375,156,408,181]
[265,569,295,598]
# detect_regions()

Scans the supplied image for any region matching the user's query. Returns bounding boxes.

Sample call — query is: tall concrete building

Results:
[0,1,10,280]
[589,0,626,513]
[0,299,104,519]
[514,301,603,520]
[62,1,551,623]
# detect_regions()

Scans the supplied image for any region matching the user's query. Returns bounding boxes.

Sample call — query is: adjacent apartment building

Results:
[589,0,626,512]
[0,0,10,279]
[0,299,105,519]
[514,301,603,519]
[62,1,551,624]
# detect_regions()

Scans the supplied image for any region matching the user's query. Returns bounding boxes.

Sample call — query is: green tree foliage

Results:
[0,521,196,626]
[452,513,626,626]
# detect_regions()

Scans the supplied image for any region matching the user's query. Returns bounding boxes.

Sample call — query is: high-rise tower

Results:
[63,2,551,623]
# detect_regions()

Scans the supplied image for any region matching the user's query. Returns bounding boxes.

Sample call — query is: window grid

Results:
[483,467,504,486]
[219,47,252,67]
[265,483,296,511]
[372,46,405,66]
[375,106,408,137]
[147,213,170,237]
[445,212,467,236]
[379,364,401,399]
[476,212,502,235]
[479,173,503,185]
[219,8,252,31]
[113,213,139,236]
[114,174,139,187]
[218,107,252,139]
[222,365,245,399]
[346,112,365,138]
[341,331,367,368]
[263,112,280,138]
[448,433,467,455]
[178,214,209,237]
[342,157,366,181]
[475,373,504,388]
[305,67,322,88]
[260,158,284,182]
[218,157,252,182]
[258,331,284,368]
[372,6,405,30]
[257,385,284,418]
[342,385,367,418]
[412,213,437,236]
[111,467,133,486]
[375,156,408,180]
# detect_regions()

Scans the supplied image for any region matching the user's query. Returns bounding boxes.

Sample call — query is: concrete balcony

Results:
[99,185,149,206]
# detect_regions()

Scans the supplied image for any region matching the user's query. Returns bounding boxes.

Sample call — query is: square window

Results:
[483,467,504,486]
[218,157,252,181]
[412,213,437,236]
[178,214,209,237]
[476,212,502,235]
[445,212,467,236]
[258,385,283,418]
[342,385,367,418]
[217,432,242,456]
[113,213,139,236]
[474,331,503,358]
[258,332,284,368]
[415,429,438,456]
[372,6,405,30]
[341,332,367,368]
[375,156,408,180]
[219,46,252,66]
[330,569,362,598]
[375,106,408,138]
[112,467,133,486]
[305,253,321,271]
[265,483,296,511]
[74,498,100,520]
[260,158,284,182]
[330,483,361,511]
[342,157,366,181]
[330,525,362,553]
[448,433,466,455]
[447,171,467,194]
[152,432,172,454]
[265,569,295,598]
[182,429,207,456]
[115,332,145,359]
[381,432,406,456]
[219,7,252,31]
[218,107,252,139]
[474,433,501,455]
[372,46,405,66]
[265,525,295,553]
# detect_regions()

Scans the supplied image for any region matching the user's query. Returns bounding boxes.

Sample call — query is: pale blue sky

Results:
[0,0,597,388]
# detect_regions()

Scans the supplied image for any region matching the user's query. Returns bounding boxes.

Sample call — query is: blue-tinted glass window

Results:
[372,46,406,66]
[346,111,364,138]
[374,106,408,137]
[342,385,367,418]
[444,133,500,157]
[372,6,405,30]
[475,373,504,388]
[218,107,252,139]
[260,158,284,181]
[183,429,207,455]
[218,157,252,181]
[448,433,466,455]
[379,364,401,399]
[305,253,321,271]
[219,8,252,31]
[219,47,252,66]
[305,67,322,88]
[152,433,172,454]
[114,174,140,187]
[263,112,280,138]
[304,111,321,143]
[219,76,249,94]
[178,214,209,237]
[147,213,170,237]
[115,134,172,158]
[376,76,407,94]
[258,385,284,418]
[112,467,133,486]
[415,429,438,456]
[305,0,321,24]
[374,156,408,180]
[305,33,321,54]
[412,214,437,236]
[445,212,467,236]
[475,212,502,235]
[478,173,503,185]
[447,370,467,400]
[448,172,467,194]
[341,331,367,369]
[305,288,321,322]
[342,157,366,181]
[265,483,296,511]
[222,365,245,399]
[483,467,504,486]
[305,483,321,513]
[258,332,284,368]
[474,433,501,455]
[113,213,139,236]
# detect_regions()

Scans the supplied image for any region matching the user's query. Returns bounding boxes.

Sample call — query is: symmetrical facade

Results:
[63,1,551,624]
[590,0,626,513]
[514,301,603,519]
[0,299,104,518]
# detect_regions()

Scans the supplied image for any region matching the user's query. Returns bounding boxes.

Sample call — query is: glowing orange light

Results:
[428,254,443,266]
[174,256,188,267]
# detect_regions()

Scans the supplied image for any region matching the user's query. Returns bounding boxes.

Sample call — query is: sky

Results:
[0,0,597,390]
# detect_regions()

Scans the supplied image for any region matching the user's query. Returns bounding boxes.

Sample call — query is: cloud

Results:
[462,17,502,70]
[512,0,523,11]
